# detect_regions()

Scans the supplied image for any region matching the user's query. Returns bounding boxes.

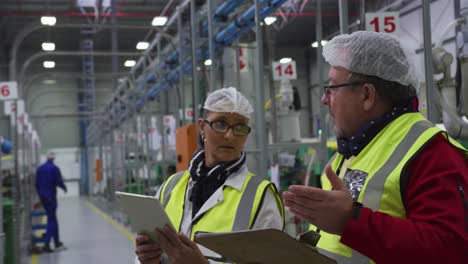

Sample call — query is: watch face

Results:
[343,169,368,201]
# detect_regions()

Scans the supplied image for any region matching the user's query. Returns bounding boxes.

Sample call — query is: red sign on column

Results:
[239,48,247,72]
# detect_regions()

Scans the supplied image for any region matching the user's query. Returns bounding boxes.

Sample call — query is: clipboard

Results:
[115,191,174,242]
[194,229,336,264]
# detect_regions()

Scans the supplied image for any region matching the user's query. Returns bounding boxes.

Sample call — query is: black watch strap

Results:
[352,202,363,219]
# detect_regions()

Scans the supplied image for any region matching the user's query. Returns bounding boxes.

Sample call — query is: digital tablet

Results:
[115,191,175,242]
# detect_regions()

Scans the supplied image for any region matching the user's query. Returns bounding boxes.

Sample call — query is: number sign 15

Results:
[272,61,297,81]
[365,12,399,33]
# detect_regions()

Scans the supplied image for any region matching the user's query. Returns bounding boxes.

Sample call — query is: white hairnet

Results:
[203,87,253,119]
[47,151,56,159]
[323,31,418,88]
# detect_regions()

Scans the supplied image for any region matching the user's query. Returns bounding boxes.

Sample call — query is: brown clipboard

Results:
[194,229,336,264]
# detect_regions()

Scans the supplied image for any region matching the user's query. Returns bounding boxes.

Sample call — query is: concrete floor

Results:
[31,197,136,264]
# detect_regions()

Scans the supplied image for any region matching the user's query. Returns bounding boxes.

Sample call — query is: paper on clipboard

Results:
[115,191,174,242]
[194,229,336,264]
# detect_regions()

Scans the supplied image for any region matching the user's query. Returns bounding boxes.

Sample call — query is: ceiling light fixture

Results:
[136,42,149,50]
[264,16,277,26]
[42,42,55,51]
[279,57,292,64]
[43,61,55,68]
[41,16,56,26]
[311,40,328,48]
[204,59,212,66]
[124,60,136,67]
[42,79,56,84]
[152,16,168,26]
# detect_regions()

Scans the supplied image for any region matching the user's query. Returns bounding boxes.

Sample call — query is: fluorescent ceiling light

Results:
[152,16,168,26]
[41,16,56,26]
[136,41,149,50]
[124,60,136,67]
[42,42,55,51]
[279,57,292,64]
[204,59,212,66]
[42,79,56,84]
[264,16,277,26]
[43,61,55,68]
[311,40,328,48]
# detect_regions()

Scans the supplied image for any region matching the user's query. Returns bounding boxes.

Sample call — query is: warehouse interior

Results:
[0,0,467,263]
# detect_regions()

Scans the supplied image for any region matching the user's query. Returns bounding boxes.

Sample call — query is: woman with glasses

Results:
[135,87,284,264]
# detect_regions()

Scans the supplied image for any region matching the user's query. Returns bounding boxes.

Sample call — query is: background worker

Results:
[35,151,67,253]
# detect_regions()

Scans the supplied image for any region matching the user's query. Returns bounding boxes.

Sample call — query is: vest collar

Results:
[189,165,249,222]
[337,97,419,159]
[223,165,248,191]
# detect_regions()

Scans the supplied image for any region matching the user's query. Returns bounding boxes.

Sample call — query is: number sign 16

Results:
[0,81,18,100]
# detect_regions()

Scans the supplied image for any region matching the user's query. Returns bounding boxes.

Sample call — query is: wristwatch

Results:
[352,201,363,219]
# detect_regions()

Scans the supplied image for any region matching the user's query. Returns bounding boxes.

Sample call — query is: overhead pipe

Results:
[109,0,255,124]
[215,0,288,46]
[253,0,268,179]
[432,47,468,140]
[214,0,245,22]
[422,0,437,122]
[17,50,141,95]
[131,0,191,75]
[107,0,289,134]
[0,12,173,18]
[9,23,166,81]
[134,0,288,111]
[23,71,127,102]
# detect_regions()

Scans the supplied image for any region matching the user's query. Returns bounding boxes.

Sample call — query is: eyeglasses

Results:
[204,119,251,136]
[323,81,364,96]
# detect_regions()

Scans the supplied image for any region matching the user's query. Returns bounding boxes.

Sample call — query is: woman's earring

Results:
[201,134,207,142]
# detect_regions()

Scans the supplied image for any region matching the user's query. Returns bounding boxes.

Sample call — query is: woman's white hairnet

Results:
[323,31,418,88]
[203,87,253,119]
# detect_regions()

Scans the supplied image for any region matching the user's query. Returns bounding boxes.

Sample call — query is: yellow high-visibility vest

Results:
[314,113,467,263]
[160,170,284,239]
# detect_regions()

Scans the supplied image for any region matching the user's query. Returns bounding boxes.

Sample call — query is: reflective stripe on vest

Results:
[161,171,185,208]
[232,175,264,231]
[362,120,434,210]
[318,119,436,264]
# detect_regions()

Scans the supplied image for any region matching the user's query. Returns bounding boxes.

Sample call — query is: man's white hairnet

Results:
[323,31,418,88]
[203,87,253,119]
[47,151,56,159]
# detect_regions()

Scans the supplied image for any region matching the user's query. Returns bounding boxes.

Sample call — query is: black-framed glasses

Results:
[204,119,251,136]
[323,81,364,96]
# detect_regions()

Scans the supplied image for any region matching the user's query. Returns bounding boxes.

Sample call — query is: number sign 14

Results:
[272,61,297,81]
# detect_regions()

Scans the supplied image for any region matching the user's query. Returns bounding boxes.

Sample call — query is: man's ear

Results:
[362,83,377,111]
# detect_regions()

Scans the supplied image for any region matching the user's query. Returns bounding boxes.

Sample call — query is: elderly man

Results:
[35,151,67,253]
[283,31,468,264]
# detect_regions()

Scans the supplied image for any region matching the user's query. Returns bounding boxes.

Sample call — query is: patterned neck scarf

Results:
[337,96,419,159]
[188,148,246,218]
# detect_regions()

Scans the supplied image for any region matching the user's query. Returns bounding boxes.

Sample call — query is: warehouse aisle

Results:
[32,197,136,264]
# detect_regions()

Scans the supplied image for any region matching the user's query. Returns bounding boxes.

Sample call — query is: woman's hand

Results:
[157,225,209,264]
[135,234,162,264]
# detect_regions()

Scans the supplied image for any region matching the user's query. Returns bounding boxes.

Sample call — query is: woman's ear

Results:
[362,83,377,111]
[197,118,205,134]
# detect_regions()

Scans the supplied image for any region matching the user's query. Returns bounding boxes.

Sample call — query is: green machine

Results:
[2,198,14,264]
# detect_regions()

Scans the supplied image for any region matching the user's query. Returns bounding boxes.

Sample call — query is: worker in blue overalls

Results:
[35,151,67,253]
